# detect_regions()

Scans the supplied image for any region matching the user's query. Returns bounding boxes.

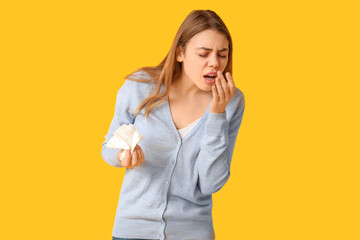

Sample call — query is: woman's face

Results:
[177,29,229,92]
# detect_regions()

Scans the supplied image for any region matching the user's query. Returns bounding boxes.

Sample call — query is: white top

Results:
[177,117,202,139]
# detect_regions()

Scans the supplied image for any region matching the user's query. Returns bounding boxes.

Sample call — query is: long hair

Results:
[125,9,233,118]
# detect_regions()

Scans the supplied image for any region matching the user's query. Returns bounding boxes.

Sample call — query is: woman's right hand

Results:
[117,145,145,169]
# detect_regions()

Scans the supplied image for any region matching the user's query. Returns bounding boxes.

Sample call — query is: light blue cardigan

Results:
[101,71,245,240]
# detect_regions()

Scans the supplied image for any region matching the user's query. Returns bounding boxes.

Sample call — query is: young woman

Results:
[101,9,245,240]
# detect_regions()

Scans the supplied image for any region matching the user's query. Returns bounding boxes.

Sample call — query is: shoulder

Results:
[114,70,153,112]
[118,70,153,98]
[234,87,245,104]
[121,70,152,90]
[227,87,245,111]
[225,87,245,120]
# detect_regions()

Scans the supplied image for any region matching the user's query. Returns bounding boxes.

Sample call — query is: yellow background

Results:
[1,0,359,239]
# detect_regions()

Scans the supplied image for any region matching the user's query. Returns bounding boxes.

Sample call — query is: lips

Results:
[203,76,216,84]
[203,72,218,78]
[203,72,217,84]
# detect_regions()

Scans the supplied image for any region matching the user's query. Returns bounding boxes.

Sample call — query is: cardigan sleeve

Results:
[196,90,245,195]
[101,80,136,168]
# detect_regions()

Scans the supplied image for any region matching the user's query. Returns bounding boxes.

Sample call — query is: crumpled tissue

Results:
[106,124,143,160]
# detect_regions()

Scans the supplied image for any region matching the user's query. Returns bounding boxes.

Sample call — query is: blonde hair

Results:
[125,9,233,118]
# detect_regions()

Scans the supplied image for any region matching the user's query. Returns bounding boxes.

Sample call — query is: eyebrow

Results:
[196,47,229,52]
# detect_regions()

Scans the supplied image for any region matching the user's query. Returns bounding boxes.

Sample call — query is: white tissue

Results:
[106,124,143,154]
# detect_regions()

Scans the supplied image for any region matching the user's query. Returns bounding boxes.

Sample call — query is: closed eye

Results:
[199,54,227,59]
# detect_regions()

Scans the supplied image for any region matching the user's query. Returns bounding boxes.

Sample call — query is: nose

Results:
[208,53,219,68]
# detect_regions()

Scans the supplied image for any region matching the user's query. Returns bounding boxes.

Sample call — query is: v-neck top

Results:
[177,117,202,139]
[101,70,245,240]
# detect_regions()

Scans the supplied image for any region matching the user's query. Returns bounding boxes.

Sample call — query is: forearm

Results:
[197,112,232,195]
[101,143,124,168]
[101,81,136,168]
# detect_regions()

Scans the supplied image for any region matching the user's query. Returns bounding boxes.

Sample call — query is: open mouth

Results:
[203,74,216,84]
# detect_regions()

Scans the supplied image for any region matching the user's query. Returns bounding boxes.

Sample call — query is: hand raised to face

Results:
[209,71,235,113]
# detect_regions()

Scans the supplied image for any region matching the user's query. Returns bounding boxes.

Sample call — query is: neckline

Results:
[178,117,202,132]
[165,97,211,142]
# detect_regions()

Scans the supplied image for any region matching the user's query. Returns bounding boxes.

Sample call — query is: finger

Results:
[131,148,138,168]
[215,76,225,100]
[218,71,230,98]
[139,146,145,164]
[122,150,131,168]
[134,145,142,166]
[136,146,144,164]
[226,72,235,98]
[118,149,125,162]
[134,148,141,166]
[211,85,218,102]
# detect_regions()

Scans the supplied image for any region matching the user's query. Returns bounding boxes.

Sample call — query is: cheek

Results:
[220,61,228,71]
[184,59,202,73]
[222,58,229,66]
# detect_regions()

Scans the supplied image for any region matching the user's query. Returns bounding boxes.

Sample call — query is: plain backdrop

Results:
[1,0,359,239]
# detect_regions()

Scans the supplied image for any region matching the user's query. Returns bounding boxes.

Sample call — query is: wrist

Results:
[209,109,226,114]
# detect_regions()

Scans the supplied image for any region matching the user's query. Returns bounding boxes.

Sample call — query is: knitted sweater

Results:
[101,71,245,240]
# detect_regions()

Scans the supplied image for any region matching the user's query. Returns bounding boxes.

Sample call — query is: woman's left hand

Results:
[209,71,235,113]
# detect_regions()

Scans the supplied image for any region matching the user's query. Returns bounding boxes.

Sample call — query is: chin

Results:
[198,84,213,92]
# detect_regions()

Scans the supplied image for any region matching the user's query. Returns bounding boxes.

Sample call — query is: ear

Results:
[176,46,184,62]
